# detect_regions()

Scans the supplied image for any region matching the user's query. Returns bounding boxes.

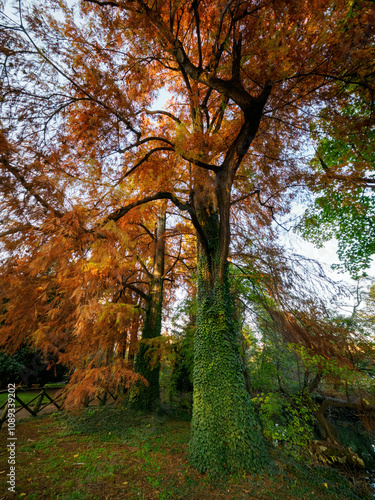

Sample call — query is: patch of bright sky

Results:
[151,88,171,111]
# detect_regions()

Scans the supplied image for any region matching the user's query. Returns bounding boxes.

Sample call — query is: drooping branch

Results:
[0,224,37,238]
[14,11,141,139]
[2,160,63,218]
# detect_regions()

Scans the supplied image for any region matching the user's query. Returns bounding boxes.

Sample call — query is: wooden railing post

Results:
[0,401,8,429]
[34,388,45,414]
[14,393,36,416]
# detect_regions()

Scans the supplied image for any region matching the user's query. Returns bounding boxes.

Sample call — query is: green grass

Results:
[0,391,52,408]
[0,384,65,409]
[0,407,371,499]
[43,383,66,389]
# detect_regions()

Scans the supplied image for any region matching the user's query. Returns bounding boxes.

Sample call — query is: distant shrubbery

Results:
[0,346,68,388]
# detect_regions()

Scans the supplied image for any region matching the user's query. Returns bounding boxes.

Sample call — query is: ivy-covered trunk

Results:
[131,208,166,411]
[189,210,266,474]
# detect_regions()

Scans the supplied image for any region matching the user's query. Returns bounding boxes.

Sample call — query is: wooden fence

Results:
[0,385,118,429]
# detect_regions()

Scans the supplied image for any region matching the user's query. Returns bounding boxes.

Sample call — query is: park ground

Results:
[0,407,373,500]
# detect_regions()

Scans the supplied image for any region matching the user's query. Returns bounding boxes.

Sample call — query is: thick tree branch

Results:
[138,223,156,241]
[308,371,323,393]
[215,0,236,53]
[119,147,174,180]
[104,190,210,257]
[126,283,149,301]
[315,395,375,412]
[118,136,219,173]
[215,81,272,279]
[138,109,182,125]
[232,34,242,82]
[96,0,268,111]
[118,136,175,153]
[105,191,192,223]
[83,0,120,6]
[180,153,220,172]
[173,40,254,110]
[211,95,229,133]
[164,236,183,277]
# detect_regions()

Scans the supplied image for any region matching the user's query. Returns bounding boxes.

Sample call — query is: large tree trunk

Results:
[189,206,267,474]
[131,208,166,411]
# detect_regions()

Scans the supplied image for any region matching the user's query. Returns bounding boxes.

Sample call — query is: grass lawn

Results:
[0,391,59,409]
[0,407,371,499]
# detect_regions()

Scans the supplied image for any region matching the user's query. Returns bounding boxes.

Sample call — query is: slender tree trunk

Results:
[189,206,267,474]
[131,207,166,411]
[128,310,141,367]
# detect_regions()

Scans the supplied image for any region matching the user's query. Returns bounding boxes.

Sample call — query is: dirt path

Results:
[13,402,60,421]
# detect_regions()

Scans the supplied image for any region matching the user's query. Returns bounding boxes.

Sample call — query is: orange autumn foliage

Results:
[0,0,374,412]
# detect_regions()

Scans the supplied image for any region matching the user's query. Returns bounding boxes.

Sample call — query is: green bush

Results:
[0,346,68,388]
[253,391,315,456]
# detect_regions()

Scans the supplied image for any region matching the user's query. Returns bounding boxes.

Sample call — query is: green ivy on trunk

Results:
[189,224,267,474]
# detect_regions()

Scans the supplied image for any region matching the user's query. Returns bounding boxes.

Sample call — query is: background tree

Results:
[235,247,375,467]
[298,92,375,278]
[130,204,166,411]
